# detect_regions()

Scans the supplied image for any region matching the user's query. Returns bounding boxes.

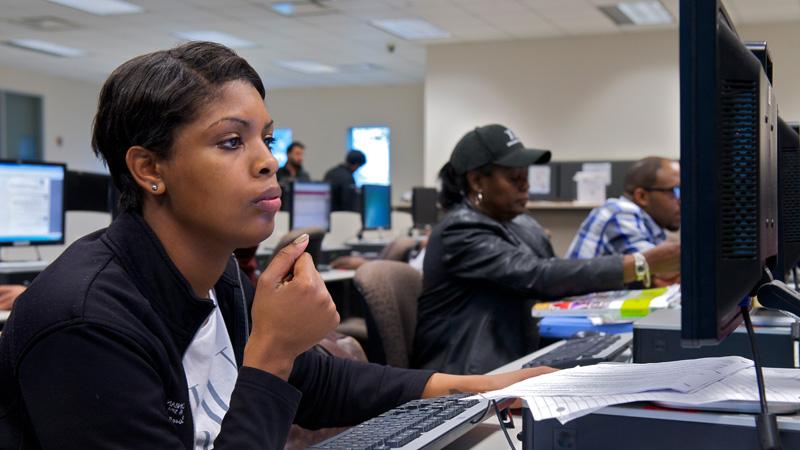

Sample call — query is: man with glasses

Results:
[566,157,681,286]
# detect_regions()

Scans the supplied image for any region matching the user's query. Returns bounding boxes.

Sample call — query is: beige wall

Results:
[265,84,424,204]
[424,21,800,185]
[0,67,102,172]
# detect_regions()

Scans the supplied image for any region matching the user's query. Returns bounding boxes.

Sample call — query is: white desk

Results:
[0,260,50,273]
[320,269,355,283]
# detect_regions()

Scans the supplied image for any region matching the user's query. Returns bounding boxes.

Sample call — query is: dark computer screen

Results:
[64,170,115,213]
[362,184,391,230]
[0,160,66,247]
[411,187,438,229]
[679,0,778,347]
[289,182,331,231]
[775,118,800,281]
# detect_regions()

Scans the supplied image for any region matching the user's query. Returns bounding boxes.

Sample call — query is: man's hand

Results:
[0,284,27,310]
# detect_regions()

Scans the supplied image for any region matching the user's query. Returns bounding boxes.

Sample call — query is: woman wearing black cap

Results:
[412,124,680,374]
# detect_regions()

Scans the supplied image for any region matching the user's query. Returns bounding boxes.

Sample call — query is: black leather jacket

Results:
[412,202,624,374]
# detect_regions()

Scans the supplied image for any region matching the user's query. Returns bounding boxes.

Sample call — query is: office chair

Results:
[353,260,422,368]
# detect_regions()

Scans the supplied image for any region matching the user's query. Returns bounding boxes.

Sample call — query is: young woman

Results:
[0,42,553,450]
[413,124,681,374]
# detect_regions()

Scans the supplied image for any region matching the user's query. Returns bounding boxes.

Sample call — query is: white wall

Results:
[264,84,424,203]
[424,21,800,184]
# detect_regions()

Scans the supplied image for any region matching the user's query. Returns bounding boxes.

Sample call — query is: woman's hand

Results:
[421,366,558,399]
[243,234,340,380]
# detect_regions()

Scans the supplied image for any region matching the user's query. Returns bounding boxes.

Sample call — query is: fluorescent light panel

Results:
[370,18,450,40]
[273,60,338,74]
[601,1,672,26]
[5,39,86,57]
[46,0,143,16]
[271,2,295,16]
[172,31,257,49]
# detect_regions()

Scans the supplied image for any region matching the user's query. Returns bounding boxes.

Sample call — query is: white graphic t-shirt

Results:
[182,289,238,450]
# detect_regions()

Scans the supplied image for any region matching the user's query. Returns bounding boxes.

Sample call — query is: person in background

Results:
[565,157,680,286]
[276,141,312,211]
[324,150,366,212]
[0,285,26,310]
[413,124,681,375]
[0,43,554,450]
[276,141,311,186]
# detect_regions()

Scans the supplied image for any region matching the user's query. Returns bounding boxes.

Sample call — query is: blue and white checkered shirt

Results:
[565,196,666,259]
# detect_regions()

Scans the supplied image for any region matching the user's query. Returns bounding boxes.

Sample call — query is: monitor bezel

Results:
[0,159,67,247]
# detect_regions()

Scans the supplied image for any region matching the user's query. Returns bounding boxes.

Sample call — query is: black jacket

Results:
[0,212,432,449]
[323,164,359,212]
[413,202,624,375]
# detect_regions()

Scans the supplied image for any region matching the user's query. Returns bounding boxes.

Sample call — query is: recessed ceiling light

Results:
[271,2,295,16]
[338,63,384,73]
[172,31,257,49]
[599,1,672,26]
[273,60,338,74]
[46,0,143,16]
[5,39,86,57]
[370,18,450,41]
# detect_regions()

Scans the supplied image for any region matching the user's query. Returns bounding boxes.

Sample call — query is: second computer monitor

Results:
[362,184,391,231]
[412,187,438,229]
[290,182,331,231]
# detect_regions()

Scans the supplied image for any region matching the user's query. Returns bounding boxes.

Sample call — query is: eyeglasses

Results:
[644,186,680,200]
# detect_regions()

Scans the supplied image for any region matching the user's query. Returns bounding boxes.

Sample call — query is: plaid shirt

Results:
[566,196,666,259]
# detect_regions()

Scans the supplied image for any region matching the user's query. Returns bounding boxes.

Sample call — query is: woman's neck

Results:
[142,207,231,298]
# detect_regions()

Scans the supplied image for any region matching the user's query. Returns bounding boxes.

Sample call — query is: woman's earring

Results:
[476,191,483,205]
[151,184,158,192]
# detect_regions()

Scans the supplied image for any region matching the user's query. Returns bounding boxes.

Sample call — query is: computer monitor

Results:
[289,182,331,231]
[361,184,391,231]
[411,187,438,229]
[64,170,116,213]
[775,118,800,282]
[679,0,778,347]
[0,161,66,247]
[790,122,800,135]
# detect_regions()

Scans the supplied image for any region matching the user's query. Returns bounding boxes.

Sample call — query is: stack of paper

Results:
[470,356,800,424]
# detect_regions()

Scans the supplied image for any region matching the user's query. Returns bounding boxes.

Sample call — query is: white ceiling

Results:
[0,0,798,89]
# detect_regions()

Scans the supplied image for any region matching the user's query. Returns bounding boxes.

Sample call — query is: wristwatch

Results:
[633,253,651,288]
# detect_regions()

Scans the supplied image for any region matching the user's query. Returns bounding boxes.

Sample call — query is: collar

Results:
[617,196,666,239]
[102,212,241,352]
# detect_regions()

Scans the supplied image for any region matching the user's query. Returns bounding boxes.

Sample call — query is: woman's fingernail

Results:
[293,233,309,245]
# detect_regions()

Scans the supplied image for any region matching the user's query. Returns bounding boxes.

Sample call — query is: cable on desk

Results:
[492,400,517,450]
[742,305,782,450]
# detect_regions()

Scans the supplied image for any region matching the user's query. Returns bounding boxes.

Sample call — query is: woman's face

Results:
[473,165,530,221]
[156,80,280,250]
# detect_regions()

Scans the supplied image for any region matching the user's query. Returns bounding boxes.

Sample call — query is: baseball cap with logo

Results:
[449,124,551,175]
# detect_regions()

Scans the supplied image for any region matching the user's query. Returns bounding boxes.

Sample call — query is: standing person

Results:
[276,141,312,210]
[566,157,680,258]
[0,43,554,450]
[323,150,366,212]
[413,124,681,374]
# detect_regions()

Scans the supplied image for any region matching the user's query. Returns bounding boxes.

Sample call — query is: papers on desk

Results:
[470,356,800,424]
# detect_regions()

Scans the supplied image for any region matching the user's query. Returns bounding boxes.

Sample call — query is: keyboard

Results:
[522,333,633,369]
[309,393,490,450]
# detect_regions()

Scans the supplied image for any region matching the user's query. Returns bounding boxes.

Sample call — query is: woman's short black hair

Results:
[92,41,265,212]
[438,162,492,211]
